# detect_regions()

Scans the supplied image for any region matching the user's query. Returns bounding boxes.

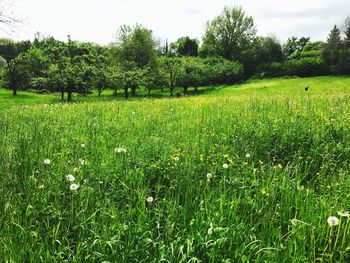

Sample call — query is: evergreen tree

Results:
[326,25,342,48]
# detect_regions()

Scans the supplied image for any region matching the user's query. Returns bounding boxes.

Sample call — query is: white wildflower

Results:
[206,173,213,180]
[70,183,80,191]
[246,154,251,158]
[44,159,51,165]
[73,167,79,173]
[115,148,127,153]
[327,216,339,227]
[81,143,85,148]
[146,196,154,203]
[174,156,180,162]
[223,163,229,169]
[337,211,350,217]
[66,174,75,182]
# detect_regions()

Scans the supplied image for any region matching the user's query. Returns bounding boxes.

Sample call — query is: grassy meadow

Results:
[1,76,350,262]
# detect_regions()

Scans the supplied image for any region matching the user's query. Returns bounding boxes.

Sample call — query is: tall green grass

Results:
[1,76,350,262]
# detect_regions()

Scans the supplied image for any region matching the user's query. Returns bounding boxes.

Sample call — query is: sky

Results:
[2,0,350,45]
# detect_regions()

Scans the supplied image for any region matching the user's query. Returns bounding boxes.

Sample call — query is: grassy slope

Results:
[1,76,350,262]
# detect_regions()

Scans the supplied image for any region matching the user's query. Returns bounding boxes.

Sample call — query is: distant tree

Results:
[255,36,284,64]
[303,41,326,51]
[116,24,157,69]
[343,17,350,48]
[142,64,167,95]
[327,25,342,48]
[201,6,256,61]
[0,38,31,95]
[321,25,342,68]
[159,57,184,96]
[180,57,204,93]
[171,37,199,57]
[283,37,310,57]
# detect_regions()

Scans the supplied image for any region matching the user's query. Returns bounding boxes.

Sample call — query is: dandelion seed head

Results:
[174,156,180,162]
[146,196,154,203]
[70,183,80,191]
[115,148,127,153]
[81,143,85,148]
[223,163,229,169]
[327,216,339,227]
[66,174,75,182]
[73,167,79,173]
[44,159,51,165]
[245,154,251,158]
[337,211,350,217]
[207,173,213,179]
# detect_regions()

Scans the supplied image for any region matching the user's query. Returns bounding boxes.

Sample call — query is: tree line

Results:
[0,6,349,100]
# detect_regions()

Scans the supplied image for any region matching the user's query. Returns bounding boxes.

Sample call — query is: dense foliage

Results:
[0,7,349,100]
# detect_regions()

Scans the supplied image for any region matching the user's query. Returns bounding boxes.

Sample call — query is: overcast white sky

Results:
[3,0,350,45]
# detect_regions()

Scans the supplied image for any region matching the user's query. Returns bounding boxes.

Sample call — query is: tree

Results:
[180,57,204,93]
[321,25,342,69]
[283,37,310,57]
[327,25,342,49]
[116,24,157,69]
[201,6,256,61]
[343,17,350,48]
[255,36,284,64]
[159,57,184,96]
[170,37,199,57]
[0,38,31,95]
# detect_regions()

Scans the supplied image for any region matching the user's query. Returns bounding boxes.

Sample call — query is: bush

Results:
[256,58,329,78]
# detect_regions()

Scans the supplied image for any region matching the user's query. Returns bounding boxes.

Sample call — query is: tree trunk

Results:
[67,91,72,102]
[124,87,129,99]
[61,89,64,100]
[67,79,73,102]
[131,85,137,96]
[13,87,17,96]
[148,89,151,95]
[98,82,102,96]
[184,86,188,94]
[170,86,174,96]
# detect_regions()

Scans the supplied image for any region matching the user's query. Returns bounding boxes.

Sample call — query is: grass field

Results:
[1,76,350,262]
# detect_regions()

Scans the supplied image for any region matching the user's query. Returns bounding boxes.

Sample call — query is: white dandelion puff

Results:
[73,167,79,173]
[146,196,154,203]
[66,174,75,182]
[245,154,251,158]
[115,148,127,153]
[327,216,339,227]
[44,159,51,165]
[206,173,213,180]
[81,143,85,148]
[223,163,229,169]
[337,211,350,217]
[174,156,180,162]
[70,183,80,191]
